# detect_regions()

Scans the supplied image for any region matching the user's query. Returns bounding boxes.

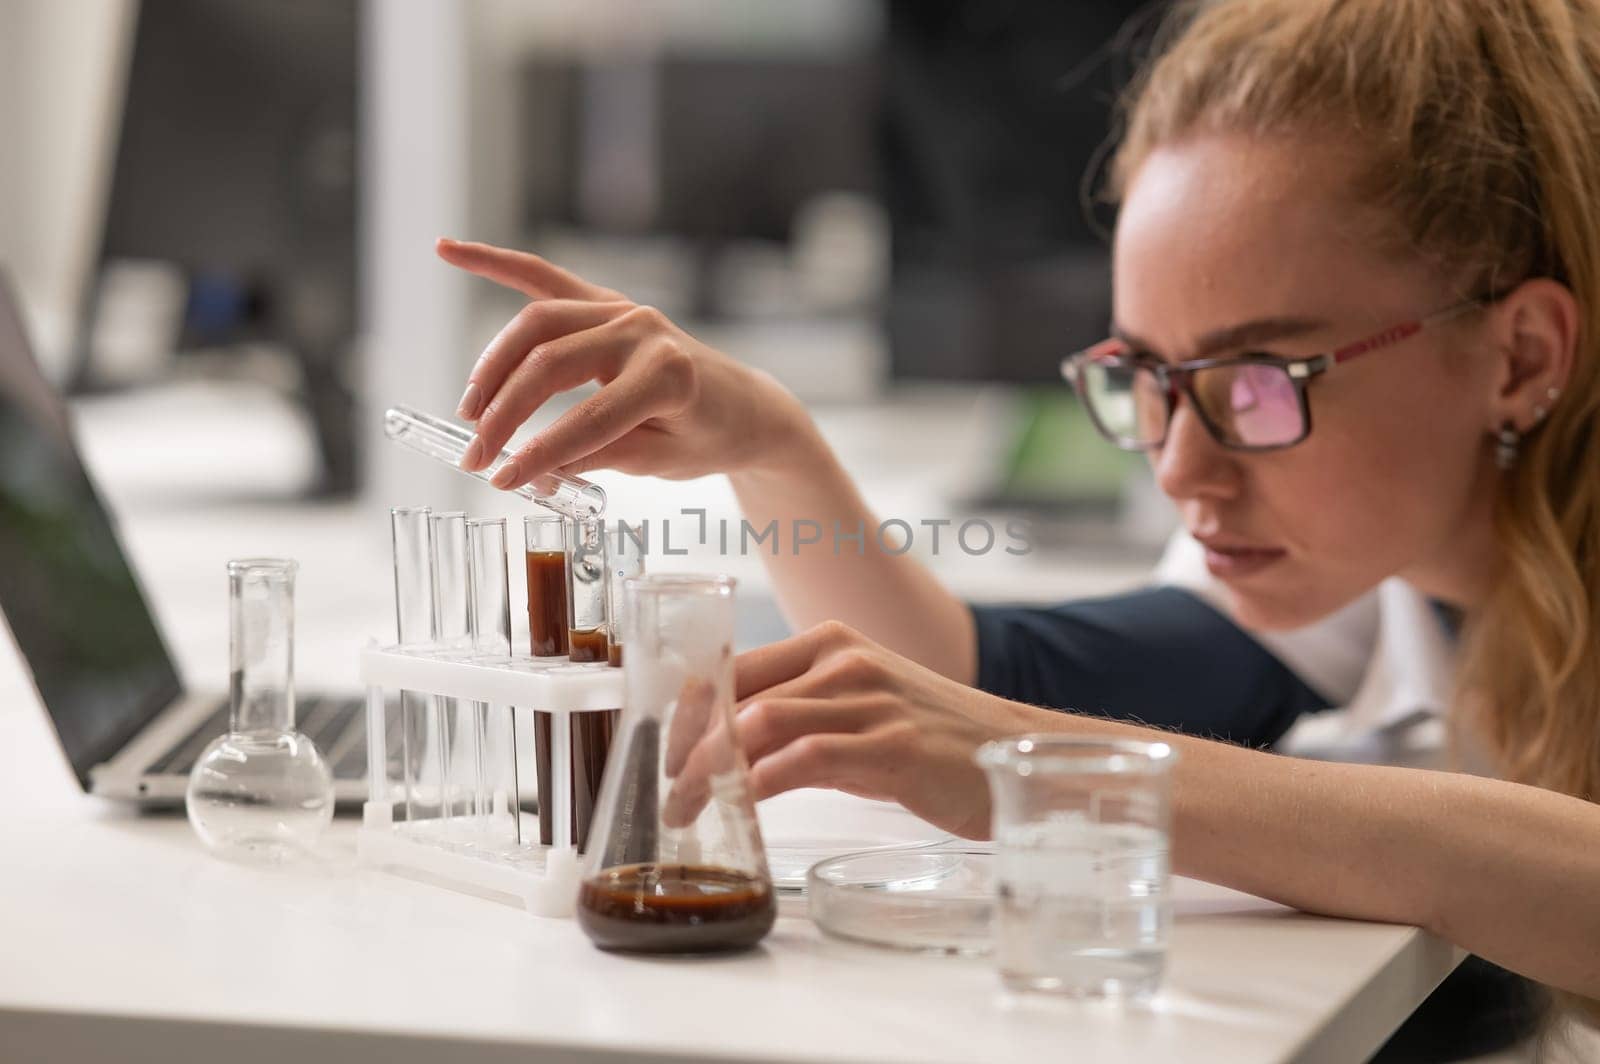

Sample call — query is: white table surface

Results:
[0,683,1460,1064]
[0,413,1461,1064]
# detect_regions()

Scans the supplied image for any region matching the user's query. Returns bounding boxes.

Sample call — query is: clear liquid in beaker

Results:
[994,817,1168,997]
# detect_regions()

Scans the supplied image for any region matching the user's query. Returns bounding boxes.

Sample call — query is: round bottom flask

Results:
[187,731,334,861]
[187,559,335,862]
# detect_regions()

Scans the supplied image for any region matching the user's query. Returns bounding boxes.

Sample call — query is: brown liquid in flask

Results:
[607,642,623,668]
[568,627,608,663]
[525,550,568,657]
[577,863,776,954]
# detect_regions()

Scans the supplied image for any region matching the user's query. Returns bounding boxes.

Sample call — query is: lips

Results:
[1194,535,1287,579]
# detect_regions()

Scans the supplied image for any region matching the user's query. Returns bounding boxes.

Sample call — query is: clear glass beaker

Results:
[976,736,1176,999]
[605,521,646,669]
[523,515,567,658]
[578,574,776,954]
[186,559,334,861]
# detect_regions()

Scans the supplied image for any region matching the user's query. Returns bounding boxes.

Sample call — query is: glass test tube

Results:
[430,511,474,827]
[390,507,439,822]
[568,516,616,851]
[384,405,605,519]
[605,522,645,668]
[566,517,609,663]
[524,515,568,657]
[468,517,520,848]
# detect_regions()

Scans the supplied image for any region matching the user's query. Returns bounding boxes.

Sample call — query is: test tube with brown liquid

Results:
[563,517,615,849]
[525,515,568,847]
[566,517,608,663]
[523,516,567,658]
[605,521,645,669]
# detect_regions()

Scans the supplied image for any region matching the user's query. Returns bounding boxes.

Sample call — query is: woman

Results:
[441,0,1600,1024]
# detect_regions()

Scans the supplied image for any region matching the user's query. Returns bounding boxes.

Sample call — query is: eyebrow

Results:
[1112,316,1332,360]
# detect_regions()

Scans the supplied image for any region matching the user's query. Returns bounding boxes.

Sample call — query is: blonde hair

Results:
[1109,0,1600,1024]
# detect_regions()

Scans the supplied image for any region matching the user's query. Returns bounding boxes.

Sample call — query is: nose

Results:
[1151,397,1240,505]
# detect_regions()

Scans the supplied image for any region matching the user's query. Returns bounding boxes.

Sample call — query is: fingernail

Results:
[460,437,483,470]
[490,459,520,489]
[456,381,483,420]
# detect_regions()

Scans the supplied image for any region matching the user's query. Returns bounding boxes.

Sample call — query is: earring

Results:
[1532,386,1562,425]
[1496,422,1521,470]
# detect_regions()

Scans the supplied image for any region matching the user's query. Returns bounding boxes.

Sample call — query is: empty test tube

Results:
[467,518,513,660]
[467,517,520,847]
[430,512,474,826]
[384,405,605,519]
[390,506,438,823]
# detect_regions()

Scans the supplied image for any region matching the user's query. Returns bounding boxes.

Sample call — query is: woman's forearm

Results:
[728,422,978,683]
[1050,711,1600,998]
[1184,747,1600,997]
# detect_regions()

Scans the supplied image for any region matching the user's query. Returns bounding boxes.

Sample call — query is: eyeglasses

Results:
[1060,297,1492,452]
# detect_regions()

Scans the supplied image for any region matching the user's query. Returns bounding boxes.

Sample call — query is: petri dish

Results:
[806,843,995,955]
[768,836,949,893]
[759,789,952,892]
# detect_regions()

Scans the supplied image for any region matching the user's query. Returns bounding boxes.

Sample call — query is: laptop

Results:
[0,271,372,806]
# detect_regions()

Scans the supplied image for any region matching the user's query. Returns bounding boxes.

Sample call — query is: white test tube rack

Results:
[356,644,623,918]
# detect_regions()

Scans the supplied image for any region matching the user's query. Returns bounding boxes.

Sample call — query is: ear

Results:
[1484,278,1579,432]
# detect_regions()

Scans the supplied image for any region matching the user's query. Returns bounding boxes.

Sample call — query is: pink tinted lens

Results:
[1194,363,1303,446]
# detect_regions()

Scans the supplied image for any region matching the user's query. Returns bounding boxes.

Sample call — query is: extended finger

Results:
[436,237,624,301]
[488,349,687,488]
[663,677,717,779]
[735,697,874,765]
[746,734,876,804]
[659,718,743,829]
[732,624,849,702]
[458,299,631,424]
[471,313,647,465]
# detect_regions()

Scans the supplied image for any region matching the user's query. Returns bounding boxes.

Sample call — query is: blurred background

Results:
[0,0,1175,658]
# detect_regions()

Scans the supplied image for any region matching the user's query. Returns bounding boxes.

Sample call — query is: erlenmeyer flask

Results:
[577,574,776,954]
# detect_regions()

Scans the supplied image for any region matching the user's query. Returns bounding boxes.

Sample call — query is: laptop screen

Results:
[0,276,181,785]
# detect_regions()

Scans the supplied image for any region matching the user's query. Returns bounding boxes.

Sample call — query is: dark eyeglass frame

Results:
[1060,296,1495,452]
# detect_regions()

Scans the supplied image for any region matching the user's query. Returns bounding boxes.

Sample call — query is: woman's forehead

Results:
[1110,135,1427,343]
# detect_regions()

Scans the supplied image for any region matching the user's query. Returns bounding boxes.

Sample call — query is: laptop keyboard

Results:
[150,695,389,780]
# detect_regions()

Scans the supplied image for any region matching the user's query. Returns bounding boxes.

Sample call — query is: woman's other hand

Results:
[663,621,1047,839]
[437,237,813,486]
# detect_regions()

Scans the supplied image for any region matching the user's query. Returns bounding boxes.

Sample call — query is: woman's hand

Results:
[436,237,815,487]
[663,620,1050,839]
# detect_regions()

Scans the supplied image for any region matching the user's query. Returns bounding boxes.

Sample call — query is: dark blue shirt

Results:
[971,586,1333,747]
